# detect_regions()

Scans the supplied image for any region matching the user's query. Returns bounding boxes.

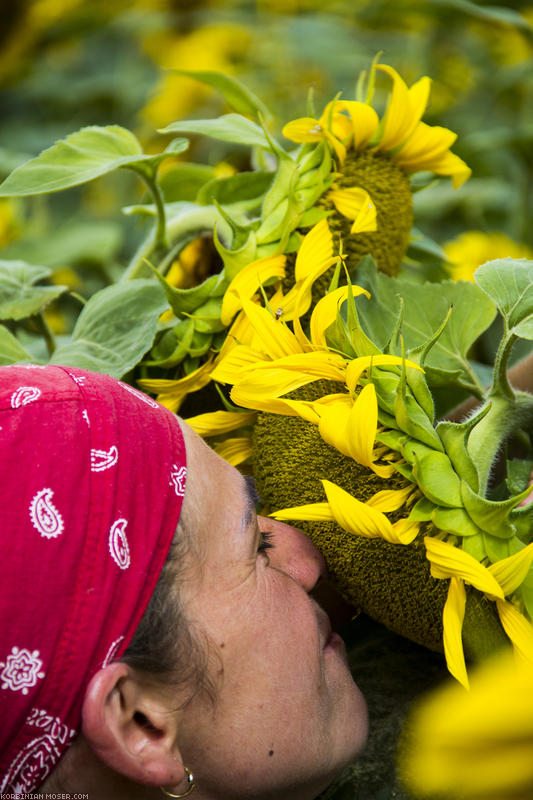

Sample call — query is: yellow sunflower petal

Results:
[282,117,323,143]
[367,485,414,512]
[443,577,470,690]
[346,383,377,467]
[496,599,533,664]
[488,543,533,597]
[335,100,380,149]
[376,64,431,151]
[391,518,420,545]
[231,368,320,401]
[220,254,286,326]
[328,187,377,234]
[424,537,505,599]
[211,344,265,384]
[270,502,335,523]
[310,286,371,347]
[321,479,398,541]
[185,409,257,437]
[241,298,302,359]
[294,218,334,281]
[430,150,472,189]
[137,358,214,413]
[394,121,457,173]
[213,436,253,467]
[314,397,353,457]
[250,350,346,381]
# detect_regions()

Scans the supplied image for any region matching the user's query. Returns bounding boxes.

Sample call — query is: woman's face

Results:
[177,425,368,800]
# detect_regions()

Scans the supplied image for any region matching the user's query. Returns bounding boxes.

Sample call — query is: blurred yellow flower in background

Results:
[400,649,533,800]
[140,24,252,129]
[444,230,533,282]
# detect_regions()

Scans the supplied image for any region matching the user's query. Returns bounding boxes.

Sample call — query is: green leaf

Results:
[0,325,33,365]
[432,507,483,537]
[355,260,496,391]
[170,70,272,120]
[0,126,150,196]
[461,480,523,539]
[0,260,67,320]
[1,221,122,268]
[50,280,168,377]
[431,0,533,30]
[197,171,274,210]
[159,114,271,149]
[475,259,533,340]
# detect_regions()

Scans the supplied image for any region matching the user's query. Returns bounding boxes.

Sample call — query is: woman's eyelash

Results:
[258,529,275,553]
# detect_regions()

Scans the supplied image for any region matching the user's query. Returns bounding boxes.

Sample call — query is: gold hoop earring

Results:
[160,767,196,798]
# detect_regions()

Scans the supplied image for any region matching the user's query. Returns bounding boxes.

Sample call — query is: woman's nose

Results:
[257,515,327,591]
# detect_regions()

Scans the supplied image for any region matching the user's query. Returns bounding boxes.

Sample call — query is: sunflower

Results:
[444,230,533,282]
[188,221,533,687]
[281,61,471,277]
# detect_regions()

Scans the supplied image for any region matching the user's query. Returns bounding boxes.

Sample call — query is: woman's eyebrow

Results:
[241,475,261,533]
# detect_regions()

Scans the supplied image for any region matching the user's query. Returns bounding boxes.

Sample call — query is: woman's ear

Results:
[81,662,187,787]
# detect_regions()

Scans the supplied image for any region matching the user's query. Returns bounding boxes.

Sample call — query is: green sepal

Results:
[436,417,482,491]
[394,383,444,451]
[392,461,415,481]
[408,496,436,522]
[461,480,531,538]
[146,320,195,368]
[185,297,227,334]
[149,267,224,317]
[482,533,518,563]
[372,369,400,416]
[214,224,258,281]
[298,207,330,228]
[405,366,435,423]
[432,507,483,537]
[401,439,435,466]
[462,533,487,561]
[376,406,401,432]
[509,503,533,544]
[375,429,409,453]
[412,451,462,508]
[197,171,274,211]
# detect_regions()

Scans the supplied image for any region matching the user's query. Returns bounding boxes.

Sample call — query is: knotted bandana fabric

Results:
[0,365,187,794]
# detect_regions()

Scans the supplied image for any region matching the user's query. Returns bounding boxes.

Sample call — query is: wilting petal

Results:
[321,479,397,541]
[185,409,257,437]
[425,537,505,599]
[241,298,302,359]
[282,117,323,143]
[345,354,423,393]
[376,64,431,151]
[213,436,253,467]
[294,218,334,281]
[310,286,370,347]
[496,600,533,665]
[220,254,286,326]
[270,502,335,523]
[488,543,533,597]
[443,577,469,690]
[328,187,377,234]
[335,100,380,149]
[137,358,213,413]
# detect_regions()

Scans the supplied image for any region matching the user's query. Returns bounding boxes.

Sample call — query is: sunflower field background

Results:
[1,1,533,798]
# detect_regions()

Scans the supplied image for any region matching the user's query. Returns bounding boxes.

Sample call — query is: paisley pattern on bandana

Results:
[0,365,187,793]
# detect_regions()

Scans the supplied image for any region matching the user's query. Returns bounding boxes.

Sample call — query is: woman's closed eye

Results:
[258,529,275,555]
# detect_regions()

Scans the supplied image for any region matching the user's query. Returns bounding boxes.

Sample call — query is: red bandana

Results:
[0,365,187,794]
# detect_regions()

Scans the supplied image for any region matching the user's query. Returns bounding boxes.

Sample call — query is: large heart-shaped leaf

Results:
[353,259,496,391]
[160,114,271,149]
[50,280,168,377]
[475,259,533,340]
[0,260,67,320]
[0,126,187,197]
